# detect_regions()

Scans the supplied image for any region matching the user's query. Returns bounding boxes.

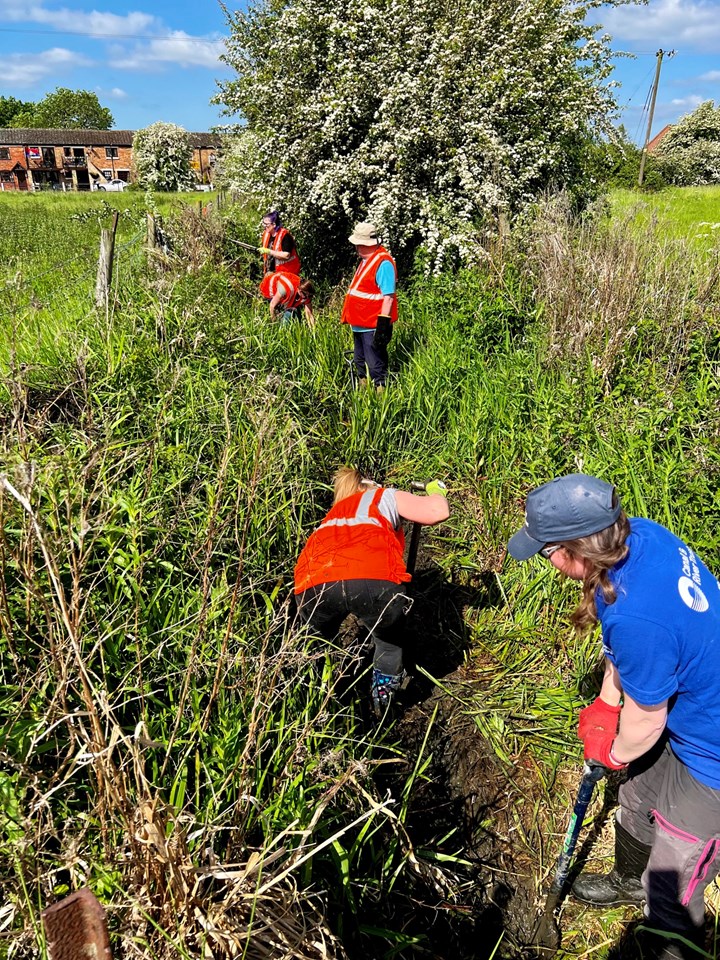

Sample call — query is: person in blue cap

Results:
[508,474,720,960]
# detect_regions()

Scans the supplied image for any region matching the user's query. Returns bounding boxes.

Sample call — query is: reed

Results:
[0,189,718,958]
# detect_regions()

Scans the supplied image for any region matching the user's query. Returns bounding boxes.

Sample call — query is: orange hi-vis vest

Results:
[259,271,306,308]
[340,245,398,329]
[294,487,410,593]
[262,226,301,275]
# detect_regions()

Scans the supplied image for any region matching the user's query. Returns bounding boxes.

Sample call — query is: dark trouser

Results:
[353,329,389,387]
[618,739,720,956]
[296,579,411,675]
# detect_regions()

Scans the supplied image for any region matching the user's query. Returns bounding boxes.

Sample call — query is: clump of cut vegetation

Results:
[1,189,719,960]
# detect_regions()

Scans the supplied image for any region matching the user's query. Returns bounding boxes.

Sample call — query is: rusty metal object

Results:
[41,888,112,960]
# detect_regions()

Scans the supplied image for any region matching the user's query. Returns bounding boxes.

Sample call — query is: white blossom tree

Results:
[215,0,620,274]
[132,122,195,192]
[655,101,720,186]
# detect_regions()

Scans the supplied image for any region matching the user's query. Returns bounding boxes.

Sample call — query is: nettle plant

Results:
[132,122,196,192]
[655,100,720,187]
[215,0,619,275]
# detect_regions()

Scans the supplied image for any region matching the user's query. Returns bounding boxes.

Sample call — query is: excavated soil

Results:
[335,562,554,959]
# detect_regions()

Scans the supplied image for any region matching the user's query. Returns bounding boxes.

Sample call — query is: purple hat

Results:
[508,474,621,561]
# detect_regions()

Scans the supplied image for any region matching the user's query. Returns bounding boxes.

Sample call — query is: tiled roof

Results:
[0,128,221,147]
[646,124,672,153]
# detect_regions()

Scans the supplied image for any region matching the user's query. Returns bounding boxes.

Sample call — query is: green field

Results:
[611,184,720,245]
[0,188,719,959]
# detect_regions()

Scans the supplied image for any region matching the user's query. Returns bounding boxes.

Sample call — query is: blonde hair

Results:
[332,466,373,504]
[557,506,631,634]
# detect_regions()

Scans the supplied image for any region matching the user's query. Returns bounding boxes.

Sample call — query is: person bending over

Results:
[508,473,720,960]
[259,271,315,326]
[294,467,449,715]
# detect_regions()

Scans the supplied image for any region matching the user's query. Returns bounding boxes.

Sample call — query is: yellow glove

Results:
[260,247,272,255]
[425,480,448,497]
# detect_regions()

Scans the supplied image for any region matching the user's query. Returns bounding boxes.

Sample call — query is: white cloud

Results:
[95,85,128,99]
[0,1,227,72]
[601,0,720,52]
[109,32,226,71]
[700,70,720,80]
[670,94,705,107]
[3,47,93,86]
[0,2,159,35]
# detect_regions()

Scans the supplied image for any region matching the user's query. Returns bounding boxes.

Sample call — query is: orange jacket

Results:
[340,245,398,328]
[262,226,301,275]
[259,271,307,308]
[294,487,410,593]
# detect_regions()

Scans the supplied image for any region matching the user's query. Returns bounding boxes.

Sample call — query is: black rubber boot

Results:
[571,821,650,907]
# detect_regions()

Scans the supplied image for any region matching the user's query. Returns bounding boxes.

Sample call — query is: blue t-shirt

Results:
[597,518,720,788]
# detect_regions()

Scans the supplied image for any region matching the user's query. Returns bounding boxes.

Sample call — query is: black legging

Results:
[296,578,411,675]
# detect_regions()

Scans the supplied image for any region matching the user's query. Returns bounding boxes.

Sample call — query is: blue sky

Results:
[0,0,718,142]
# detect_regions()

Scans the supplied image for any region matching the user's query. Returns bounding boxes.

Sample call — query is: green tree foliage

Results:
[0,95,35,127]
[23,87,114,129]
[215,0,619,274]
[655,101,720,186]
[588,126,666,192]
[132,122,195,191]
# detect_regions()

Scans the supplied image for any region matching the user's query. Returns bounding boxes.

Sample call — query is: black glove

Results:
[372,314,393,349]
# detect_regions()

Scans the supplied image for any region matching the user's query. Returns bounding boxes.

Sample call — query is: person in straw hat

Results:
[340,222,397,391]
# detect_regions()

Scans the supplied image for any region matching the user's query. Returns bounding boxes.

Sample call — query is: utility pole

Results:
[638,48,675,187]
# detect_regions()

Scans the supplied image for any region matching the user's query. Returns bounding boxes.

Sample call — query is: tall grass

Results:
[0,190,719,958]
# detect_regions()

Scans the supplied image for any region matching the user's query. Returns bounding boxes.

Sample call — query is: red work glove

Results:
[582,729,627,771]
[578,696,621,741]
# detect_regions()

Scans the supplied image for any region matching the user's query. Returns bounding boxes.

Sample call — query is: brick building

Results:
[0,129,220,192]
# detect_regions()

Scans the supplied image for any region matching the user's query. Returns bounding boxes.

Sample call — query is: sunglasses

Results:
[539,544,563,560]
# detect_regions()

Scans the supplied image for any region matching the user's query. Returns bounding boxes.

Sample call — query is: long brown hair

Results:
[332,466,375,504]
[559,506,631,634]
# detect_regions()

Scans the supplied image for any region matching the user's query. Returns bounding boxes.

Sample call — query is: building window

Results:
[105,147,119,159]
[0,171,14,182]
[0,148,10,160]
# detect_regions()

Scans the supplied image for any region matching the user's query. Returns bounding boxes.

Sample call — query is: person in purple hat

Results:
[508,474,720,960]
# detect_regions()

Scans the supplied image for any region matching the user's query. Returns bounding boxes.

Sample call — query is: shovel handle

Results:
[549,760,607,894]
[405,481,426,574]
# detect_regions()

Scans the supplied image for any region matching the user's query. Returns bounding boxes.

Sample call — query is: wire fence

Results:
[0,226,148,321]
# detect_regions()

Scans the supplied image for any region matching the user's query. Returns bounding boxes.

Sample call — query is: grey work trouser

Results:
[619,739,720,952]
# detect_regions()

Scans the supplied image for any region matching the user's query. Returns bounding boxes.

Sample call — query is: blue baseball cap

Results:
[508,474,621,561]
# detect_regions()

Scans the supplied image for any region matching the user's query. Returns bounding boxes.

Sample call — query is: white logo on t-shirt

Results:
[678,576,710,612]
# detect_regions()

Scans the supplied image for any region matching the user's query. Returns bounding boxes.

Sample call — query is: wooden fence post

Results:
[147,212,156,251]
[95,211,120,308]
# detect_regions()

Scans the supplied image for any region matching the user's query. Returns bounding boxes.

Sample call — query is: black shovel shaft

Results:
[549,760,607,895]
[405,481,427,575]
[406,522,422,575]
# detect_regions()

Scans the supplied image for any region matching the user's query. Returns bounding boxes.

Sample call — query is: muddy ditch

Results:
[344,562,620,960]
